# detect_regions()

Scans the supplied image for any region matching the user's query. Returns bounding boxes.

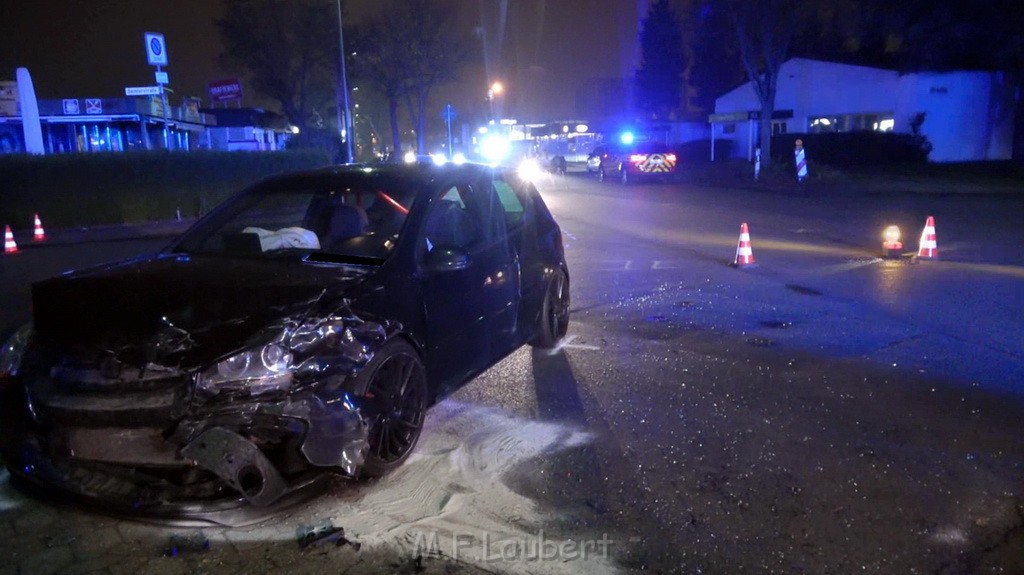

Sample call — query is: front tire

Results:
[357,340,427,478]
[530,270,570,348]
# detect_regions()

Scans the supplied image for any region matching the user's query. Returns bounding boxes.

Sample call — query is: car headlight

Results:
[0,323,33,381]
[197,342,293,396]
[518,158,543,182]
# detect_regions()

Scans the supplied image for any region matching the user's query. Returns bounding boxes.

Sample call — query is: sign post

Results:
[442,104,457,159]
[144,32,171,149]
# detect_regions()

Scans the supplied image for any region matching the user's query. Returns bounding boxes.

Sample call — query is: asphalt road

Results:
[1,172,1023,574]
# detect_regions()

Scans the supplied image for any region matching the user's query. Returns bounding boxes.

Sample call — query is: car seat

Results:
[324,204,368,250]
[424,200,479,251]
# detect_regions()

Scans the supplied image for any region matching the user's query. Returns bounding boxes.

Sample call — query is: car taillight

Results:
[629,154,647,163]
[665,153,677,162]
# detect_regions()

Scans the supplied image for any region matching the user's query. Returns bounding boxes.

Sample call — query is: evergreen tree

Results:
[635,0,686,120]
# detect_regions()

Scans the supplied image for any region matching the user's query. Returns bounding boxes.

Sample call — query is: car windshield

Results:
[173,176,419,262]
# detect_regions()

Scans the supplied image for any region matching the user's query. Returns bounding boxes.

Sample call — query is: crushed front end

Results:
[0,298,394,526]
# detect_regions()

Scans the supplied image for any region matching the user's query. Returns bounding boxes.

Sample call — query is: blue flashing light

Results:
[619,132,635,145]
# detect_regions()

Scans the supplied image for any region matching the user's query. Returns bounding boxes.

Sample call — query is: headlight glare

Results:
[518,158,543,182]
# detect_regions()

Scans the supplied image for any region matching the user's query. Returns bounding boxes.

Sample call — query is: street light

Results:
[487,81,504,121]
[335,0,354,162]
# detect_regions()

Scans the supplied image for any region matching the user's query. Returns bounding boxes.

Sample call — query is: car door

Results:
[418,179,517,392]
[476,171,522,352]
[492,171,541,335]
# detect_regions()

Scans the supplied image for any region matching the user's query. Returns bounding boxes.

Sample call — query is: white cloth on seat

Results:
[241,227,321,251]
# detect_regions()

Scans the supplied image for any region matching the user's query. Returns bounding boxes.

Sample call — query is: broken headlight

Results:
[197,343,294,396]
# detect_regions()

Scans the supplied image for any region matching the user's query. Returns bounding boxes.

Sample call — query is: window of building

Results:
[810,113,894,133]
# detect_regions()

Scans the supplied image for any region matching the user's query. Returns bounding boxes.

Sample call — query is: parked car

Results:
[591,142,679,184]
[0,161,570,525]
[586,144,619,173]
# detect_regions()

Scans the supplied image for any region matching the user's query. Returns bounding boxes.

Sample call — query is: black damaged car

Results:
[0,161,570,524]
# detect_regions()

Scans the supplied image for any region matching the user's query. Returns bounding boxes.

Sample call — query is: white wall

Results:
[895,71,1015,162]
[713,58,1016,162]
[206,126,282,152]
[716,59,900,122]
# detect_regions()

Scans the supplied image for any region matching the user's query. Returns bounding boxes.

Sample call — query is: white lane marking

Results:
[548,334,602,356]
[599,260,685,271]
[598,260,633,271]
[562,230,577,241]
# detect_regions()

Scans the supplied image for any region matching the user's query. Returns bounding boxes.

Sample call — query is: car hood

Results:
[31,253,371,368]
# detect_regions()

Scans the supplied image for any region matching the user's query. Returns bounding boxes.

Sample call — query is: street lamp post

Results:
[336,0,354,162]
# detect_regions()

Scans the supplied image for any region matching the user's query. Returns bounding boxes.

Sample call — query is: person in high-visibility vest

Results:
[794,139,808,182]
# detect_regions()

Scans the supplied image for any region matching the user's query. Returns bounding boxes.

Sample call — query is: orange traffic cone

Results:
[32,213,46,242]
[4,225,18,254]
[917,216,939,259]
[732,222,757,267]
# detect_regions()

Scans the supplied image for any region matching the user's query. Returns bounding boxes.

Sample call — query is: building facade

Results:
[0,94,210,154]
[0,81,292,155]
[710,58,1016,163]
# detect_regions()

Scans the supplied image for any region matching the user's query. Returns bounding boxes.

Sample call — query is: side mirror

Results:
[425,247,470,272]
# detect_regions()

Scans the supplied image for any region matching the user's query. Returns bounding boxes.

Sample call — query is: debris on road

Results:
[297,522,361,551]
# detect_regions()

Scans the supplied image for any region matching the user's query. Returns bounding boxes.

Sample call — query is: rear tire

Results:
[356,340,427,478]
[530,270,570,348]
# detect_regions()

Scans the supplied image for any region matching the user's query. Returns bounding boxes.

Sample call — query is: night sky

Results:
[0,0,649,121]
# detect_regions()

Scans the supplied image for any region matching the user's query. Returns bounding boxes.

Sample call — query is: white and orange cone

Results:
[4,225,18,254]
[32,213,46,242]
[917,216,939,259]
[732,222,757,267]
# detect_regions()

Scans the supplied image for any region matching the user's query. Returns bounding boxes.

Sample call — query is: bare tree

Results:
[216,0,337,136]
[348,21,412,156]
[728,0,800,166]
[349,0,472,155]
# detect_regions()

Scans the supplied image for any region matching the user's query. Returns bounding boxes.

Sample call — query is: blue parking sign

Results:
[145,33,168,66]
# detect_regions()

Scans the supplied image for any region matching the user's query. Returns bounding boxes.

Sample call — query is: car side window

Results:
[493,179,525,229]
[422,185,481,253]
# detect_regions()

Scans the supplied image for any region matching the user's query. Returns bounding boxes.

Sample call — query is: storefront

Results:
[0,95,209,154]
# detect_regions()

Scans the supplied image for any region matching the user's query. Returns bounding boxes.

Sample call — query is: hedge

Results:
[0,150,332,228]
[770,131,931,169]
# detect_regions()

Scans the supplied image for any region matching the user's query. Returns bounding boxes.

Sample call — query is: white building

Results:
[710,58,1016,162]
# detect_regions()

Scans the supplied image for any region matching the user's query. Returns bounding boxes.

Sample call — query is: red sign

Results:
[208,79,242,103]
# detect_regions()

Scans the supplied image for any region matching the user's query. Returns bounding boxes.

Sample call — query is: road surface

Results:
[1,173,1022,574]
